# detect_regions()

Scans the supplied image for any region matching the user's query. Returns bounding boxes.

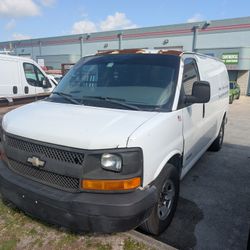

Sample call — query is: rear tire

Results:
[209,117,225,152]
[139,164,179,235]
[229,95,233,104]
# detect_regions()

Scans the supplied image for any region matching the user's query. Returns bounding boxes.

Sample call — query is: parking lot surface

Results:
[156,97,250,249]
[0,105,22,117]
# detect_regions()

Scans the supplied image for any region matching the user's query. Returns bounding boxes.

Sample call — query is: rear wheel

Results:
[139,164,179,235]
[229,95,234,104]
[209,117,225,152]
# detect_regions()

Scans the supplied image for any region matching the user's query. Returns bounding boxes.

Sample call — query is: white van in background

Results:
[0,55,57,99]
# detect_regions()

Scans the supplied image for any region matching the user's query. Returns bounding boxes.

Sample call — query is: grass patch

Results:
[85,237,112,250]
[0,239,17,250]
[123,237,151,250]
[28,227,38,236]
[55,233,78,249]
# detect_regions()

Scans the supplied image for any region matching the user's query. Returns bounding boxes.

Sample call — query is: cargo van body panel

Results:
[0,57,20,96]
[127,110,183,185]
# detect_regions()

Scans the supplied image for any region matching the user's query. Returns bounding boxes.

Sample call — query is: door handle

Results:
[203,104,205,118]
[24,86,29,94]
[13,86,18,94]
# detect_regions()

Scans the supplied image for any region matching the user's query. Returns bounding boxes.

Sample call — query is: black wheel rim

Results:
[157,179,175,220]
[219,123,224,146]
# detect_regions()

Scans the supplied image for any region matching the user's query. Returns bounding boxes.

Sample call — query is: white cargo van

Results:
[0,55,56,99]
[0,50,229,235]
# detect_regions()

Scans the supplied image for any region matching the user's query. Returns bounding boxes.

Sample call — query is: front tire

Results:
[139,164,179,235]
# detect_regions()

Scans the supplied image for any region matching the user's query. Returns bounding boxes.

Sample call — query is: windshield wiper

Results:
[52,91,81,105]
[81,96,141,110]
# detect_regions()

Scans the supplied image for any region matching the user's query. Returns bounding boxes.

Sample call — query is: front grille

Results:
[7,158,80,192]
[6,136,84,165]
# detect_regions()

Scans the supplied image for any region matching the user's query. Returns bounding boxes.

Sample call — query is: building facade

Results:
[1,16,250,95]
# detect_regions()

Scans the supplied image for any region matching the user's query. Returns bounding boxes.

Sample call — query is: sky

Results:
[0,0,250,42]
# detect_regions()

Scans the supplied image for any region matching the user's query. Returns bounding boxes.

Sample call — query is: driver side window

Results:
[23,63,50,88]
[23,63,37,86]
[182,58,200,95]
[178,58,200,108]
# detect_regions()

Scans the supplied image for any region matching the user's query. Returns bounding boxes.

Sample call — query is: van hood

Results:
[2,101,157,149]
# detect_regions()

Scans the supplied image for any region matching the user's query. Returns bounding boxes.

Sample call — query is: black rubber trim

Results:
[0,160,157,233]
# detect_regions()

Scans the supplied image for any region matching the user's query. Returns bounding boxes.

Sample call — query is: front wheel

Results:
[139,164,179,235]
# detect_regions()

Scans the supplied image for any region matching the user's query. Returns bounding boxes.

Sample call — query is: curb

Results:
[123,230,177,250]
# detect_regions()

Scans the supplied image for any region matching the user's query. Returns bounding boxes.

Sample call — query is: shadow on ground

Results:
[155,197,203,250]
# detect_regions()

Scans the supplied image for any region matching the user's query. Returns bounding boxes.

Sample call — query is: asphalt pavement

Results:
[156,96,250,250]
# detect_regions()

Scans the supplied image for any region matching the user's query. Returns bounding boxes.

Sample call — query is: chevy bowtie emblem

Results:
[27,156,45,168]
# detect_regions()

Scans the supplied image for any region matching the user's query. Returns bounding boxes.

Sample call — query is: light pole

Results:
[192,25,200,52]
[192,21,211,52]
[39,41,42,56]
[118,32,123,50]
[79,36,83,58]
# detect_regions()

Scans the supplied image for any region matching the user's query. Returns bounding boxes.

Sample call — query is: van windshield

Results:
[49,54,180,111]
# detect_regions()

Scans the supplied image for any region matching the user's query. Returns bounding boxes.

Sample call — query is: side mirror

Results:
[42,77,52,89]
[47,75,58,86]
[185,81,211,104]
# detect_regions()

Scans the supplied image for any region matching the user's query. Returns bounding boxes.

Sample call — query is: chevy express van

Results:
[0,55,56,99]
[0,50,229,235]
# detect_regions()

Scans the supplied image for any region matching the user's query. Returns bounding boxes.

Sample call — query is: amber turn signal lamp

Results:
[81,177,141,191]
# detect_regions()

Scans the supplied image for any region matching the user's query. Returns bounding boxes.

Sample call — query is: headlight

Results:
[82,148,143,192]
[101,153,122,172]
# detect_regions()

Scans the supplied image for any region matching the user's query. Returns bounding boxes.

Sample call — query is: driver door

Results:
[180,57,207,169]
[22,63,51,96]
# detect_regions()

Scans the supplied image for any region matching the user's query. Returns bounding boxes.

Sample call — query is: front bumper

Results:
[0,160,157,233]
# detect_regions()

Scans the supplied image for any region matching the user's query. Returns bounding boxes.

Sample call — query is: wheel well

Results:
[151,154,182,187]
[168,154,183,174]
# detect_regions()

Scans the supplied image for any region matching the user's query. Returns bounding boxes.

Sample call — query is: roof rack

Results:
[96,49,147,55]
[96,49,183,56]
[158,50,183,56]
